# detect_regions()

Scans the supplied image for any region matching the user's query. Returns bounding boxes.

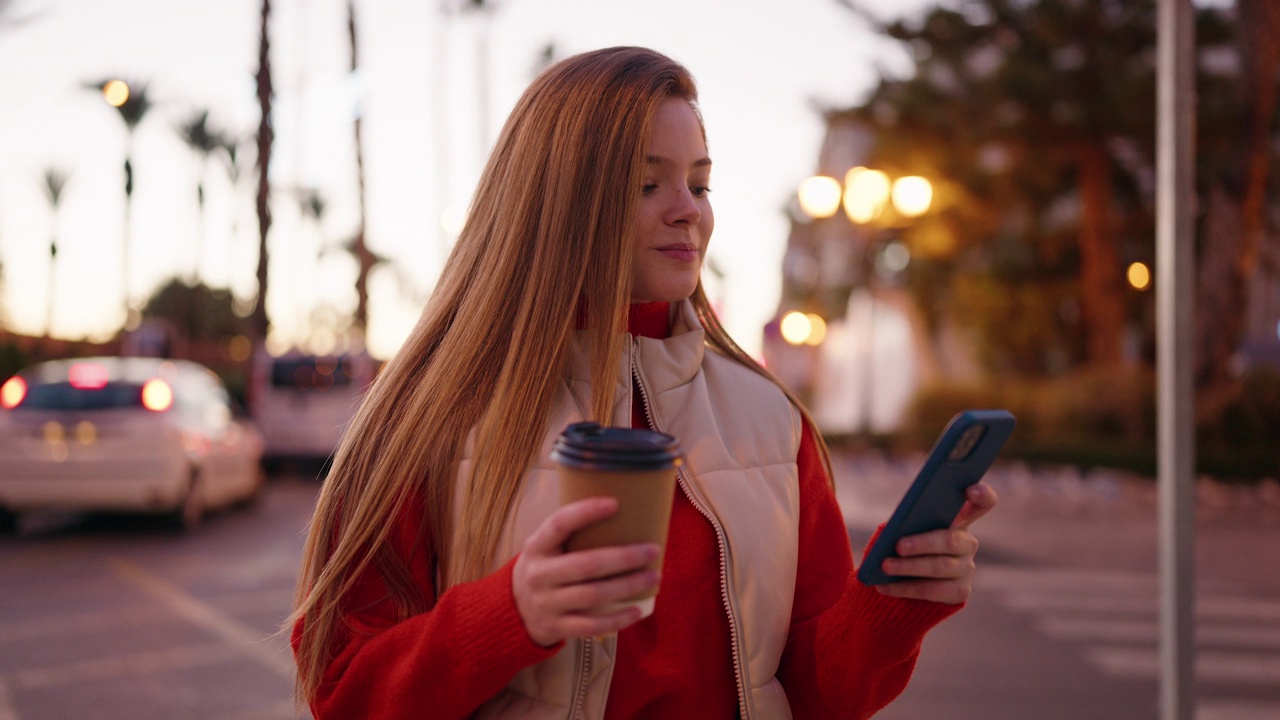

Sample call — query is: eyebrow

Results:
[646,154,713,168]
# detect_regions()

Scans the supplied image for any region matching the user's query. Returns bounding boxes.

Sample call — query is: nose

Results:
[665,187,701,226]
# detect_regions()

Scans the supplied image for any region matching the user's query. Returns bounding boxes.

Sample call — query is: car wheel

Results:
[170,471,205,533]
[0,507,18,535]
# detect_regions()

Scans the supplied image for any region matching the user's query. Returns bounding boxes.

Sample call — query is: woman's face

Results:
[630,98,714,304]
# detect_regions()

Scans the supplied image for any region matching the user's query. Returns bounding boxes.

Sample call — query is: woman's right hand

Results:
[512,497,660,647]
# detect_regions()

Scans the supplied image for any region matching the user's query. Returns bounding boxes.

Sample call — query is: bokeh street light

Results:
[1127,261,1152,291]
[102,79,130,107]
[795,167,934,435]
[796,175,842,219]
[780,311,827,347]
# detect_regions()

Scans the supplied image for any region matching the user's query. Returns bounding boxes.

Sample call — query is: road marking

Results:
[1038,617,1280,648]
[0,604,182,642]
[1087,646,1280,685]
[107,557,294,676]
[14,643,238,690]
[1198,700,1280,720]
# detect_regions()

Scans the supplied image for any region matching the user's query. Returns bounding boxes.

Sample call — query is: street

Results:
[1,455,1278,720]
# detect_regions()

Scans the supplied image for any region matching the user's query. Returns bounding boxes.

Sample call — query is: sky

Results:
[0,0,933,360]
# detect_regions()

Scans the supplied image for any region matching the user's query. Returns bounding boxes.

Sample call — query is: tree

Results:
[1194,0,1280,388]
[41,167,70,337]
[251,0,274,342]
[139,278,253,353]
[177,110,220,284]
[831,0,1255,379]
[346,0,374,332]
[216,132,250,292]
[86,78,153,327]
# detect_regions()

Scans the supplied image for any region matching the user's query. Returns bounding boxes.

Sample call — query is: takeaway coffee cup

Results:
[552,421,683,618]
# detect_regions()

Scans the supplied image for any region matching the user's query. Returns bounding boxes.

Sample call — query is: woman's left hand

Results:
[873,481,998,605]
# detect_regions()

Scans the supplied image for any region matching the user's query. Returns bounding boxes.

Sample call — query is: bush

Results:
[901,365,1279,482]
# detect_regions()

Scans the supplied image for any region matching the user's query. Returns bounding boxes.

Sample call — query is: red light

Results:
[1,376,26,409]
[69,362,110,389]
[141,379,174,412]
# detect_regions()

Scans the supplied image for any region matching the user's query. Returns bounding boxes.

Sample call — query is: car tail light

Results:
[141,379,174,412]
[69,362,110,389]
[1,376,25,409]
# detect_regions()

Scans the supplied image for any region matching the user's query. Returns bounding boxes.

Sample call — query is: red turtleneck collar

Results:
[628,301,672,340]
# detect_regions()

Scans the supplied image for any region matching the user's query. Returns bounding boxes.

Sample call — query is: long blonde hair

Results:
[287,46,832,704]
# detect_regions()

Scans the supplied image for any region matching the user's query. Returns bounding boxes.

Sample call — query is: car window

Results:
[270,357,354,390]
[18,382,144,410]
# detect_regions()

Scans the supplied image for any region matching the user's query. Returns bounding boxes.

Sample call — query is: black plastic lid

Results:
[551,422,684,471]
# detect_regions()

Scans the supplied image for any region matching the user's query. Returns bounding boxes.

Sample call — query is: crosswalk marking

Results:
[976,564,1280,715]
[1199,700,1280,720]
[1087,646,1280,685]
[1038,617,1280,648]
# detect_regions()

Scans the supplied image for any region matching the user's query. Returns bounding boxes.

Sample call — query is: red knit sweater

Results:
[294,302,959,719]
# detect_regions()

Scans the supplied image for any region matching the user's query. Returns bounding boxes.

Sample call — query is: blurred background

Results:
[0,1,1278,719]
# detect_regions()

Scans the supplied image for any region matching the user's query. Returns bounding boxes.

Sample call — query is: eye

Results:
[642,183,658,195]
[691,186,712,198]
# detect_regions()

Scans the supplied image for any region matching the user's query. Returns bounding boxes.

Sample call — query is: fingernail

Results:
[898,539,914,554]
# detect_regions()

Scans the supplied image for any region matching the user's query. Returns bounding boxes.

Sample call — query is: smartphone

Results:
[856,409,1016,586]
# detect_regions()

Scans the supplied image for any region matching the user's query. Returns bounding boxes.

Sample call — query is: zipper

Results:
[568,637,593,719]
[630,344,751,719]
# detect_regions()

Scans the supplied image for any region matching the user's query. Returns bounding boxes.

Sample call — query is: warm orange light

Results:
[1,376,26,409]
[843,167,890,224]
[804,314,827,346]
[1127,262,1152,291]
[75,421,97,445]
[780,311,813,346]
[102,79,130,107]
[891,176,933,218]
[227,335,252,363]
[797,176,842,219]
[141,378,174,412]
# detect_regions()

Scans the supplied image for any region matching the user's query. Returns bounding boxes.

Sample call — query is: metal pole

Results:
[1156,1,1196,719]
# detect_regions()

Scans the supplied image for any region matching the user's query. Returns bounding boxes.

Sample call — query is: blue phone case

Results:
[856,409,1016,586]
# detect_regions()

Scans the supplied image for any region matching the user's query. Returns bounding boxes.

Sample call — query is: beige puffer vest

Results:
[463,301,802,720]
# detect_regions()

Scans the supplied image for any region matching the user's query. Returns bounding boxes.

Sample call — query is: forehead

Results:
[646,98,708,159]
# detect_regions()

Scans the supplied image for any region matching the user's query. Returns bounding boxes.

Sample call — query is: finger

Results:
[895,528,978,559]
[539,543,660,588]
[876,578,970,606]
[524,497,619,557]
[881,553,974,581]
[550,568,661,613]
[952,483,998,531]
[556,605,649,639]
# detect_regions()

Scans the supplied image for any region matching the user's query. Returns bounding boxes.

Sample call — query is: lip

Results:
[655,243,699,262]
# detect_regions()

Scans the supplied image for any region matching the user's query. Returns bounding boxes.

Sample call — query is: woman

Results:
[288,46,996,719]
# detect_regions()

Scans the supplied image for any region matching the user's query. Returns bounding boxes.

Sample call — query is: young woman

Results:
[288,46,997,720]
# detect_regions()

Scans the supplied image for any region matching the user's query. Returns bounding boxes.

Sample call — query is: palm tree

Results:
[251,0,274,343]
[347,0,373,332]
[217,132,249,292]
[177,110,220,285]
[86,78,153,328]
[41,168,70,337]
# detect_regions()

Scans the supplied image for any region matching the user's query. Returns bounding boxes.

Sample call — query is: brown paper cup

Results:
[552,423,683,619]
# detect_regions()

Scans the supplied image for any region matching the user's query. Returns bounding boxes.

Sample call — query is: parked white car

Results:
[248,348,375,467]
[0,356,265,532]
